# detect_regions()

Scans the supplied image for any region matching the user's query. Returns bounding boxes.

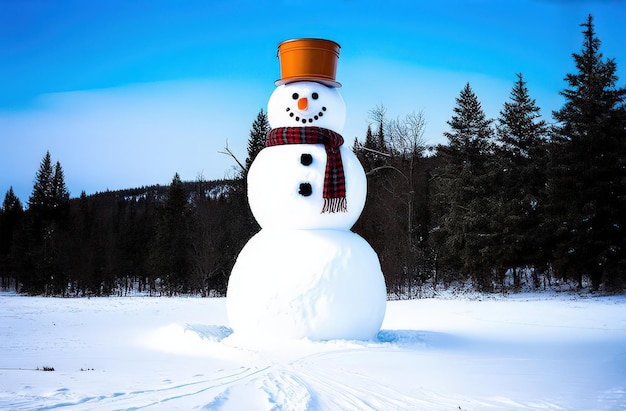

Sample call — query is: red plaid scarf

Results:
[266,126,347,213]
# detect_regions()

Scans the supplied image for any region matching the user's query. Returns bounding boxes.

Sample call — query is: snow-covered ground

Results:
[1,292,625,410]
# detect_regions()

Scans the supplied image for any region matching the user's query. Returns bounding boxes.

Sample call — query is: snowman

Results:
[226,38,386,341]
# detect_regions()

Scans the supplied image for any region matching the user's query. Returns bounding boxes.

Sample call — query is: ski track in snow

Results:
[44,365,272,410]
[1,294,625,410]
[8,342,572,411]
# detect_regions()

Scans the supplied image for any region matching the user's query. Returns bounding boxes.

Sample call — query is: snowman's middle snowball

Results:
[267,126,347,213]
[247,144,366,230]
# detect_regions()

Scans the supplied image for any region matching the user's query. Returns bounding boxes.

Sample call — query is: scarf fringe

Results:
[322,197,347,214]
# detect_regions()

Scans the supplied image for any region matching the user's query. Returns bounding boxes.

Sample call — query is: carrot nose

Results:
[298,97,308,110]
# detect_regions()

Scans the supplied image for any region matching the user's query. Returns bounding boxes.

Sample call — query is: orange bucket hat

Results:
[275,38,341,88]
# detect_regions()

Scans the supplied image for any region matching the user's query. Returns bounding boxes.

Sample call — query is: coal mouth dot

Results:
[287,106,327,123]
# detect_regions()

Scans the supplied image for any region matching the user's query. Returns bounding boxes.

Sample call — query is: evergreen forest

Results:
[1,15,625,296]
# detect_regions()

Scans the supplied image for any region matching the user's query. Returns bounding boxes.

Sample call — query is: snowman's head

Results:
[268,81,346,133]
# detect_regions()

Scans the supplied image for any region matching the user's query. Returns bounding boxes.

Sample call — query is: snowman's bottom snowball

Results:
[226,229,387,342]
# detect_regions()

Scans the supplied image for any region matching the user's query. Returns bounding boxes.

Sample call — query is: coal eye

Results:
[292,93,299,100]
[311,92,319,100]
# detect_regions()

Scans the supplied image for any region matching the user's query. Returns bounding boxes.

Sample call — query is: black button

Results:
[298,183,312,197]
[300,153,313,166]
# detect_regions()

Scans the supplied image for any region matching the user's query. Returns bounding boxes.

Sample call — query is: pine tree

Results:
[1,187,23,254]
[2,187,22,213]
[431,83,495,289]
[359,105,390,168]
[377,118,385,152]
[364,124,376,149]
[67,191,93,295]
[498,74,548,160]
[244,109,270,176]
[357,124,384,169]
[370,104,388,153]
[493,73,550,287]
[51,161,70,227]
[0,187,23,290]
[548,14,626,290]
[28,151,55,219]
[22,151,72,294]
[52,161,70,209]
[150,173,193,294]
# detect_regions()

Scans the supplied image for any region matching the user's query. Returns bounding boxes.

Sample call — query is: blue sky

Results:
[1,0,625,203]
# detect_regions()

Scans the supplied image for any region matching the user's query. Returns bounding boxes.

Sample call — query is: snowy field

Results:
[1,292,625,410]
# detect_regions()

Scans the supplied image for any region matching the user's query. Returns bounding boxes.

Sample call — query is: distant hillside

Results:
[79,178,243,204]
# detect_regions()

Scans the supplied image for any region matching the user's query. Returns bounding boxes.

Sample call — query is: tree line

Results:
[1,15,625,296]
[0,158,256,296]
[354,15,625,294]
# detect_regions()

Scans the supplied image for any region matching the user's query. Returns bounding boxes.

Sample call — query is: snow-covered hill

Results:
[1,293,625,410]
